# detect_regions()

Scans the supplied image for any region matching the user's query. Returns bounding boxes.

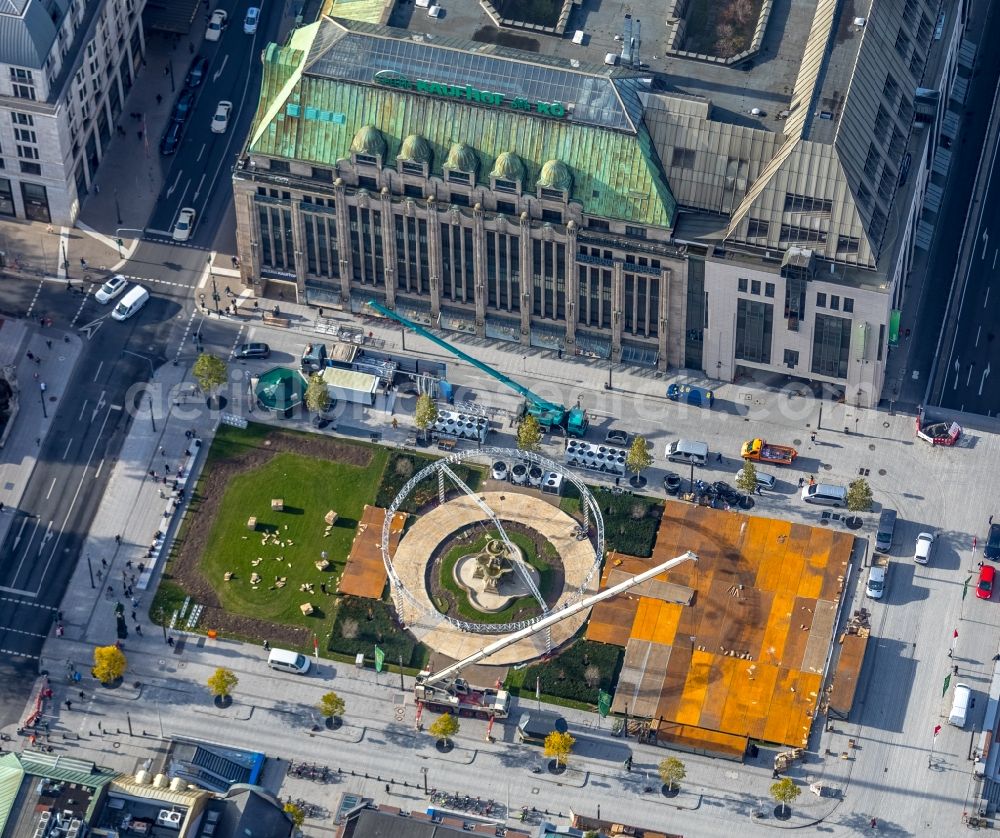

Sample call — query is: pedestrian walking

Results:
[45,340,52,349]
[263,640,271,651]
[160,446,166,456]
[101,558,107,568]
[106,585,113,597]
[810,431,817,443]
[131,610,137,622]
[126,585,133,598]
[55,624,64,637]
[167,636,175,646]
[715,452,722,462]
[870,817,877,830]
[79,257,87,267]
[130,574,136,585]
[115,534,122,545]
[137,130,143,140]
[135,624,142,636]
[78,690,84,700]
[159,489,165,499]
[756,485,762,495]
[991,515,994,526]
[125,559,132,569]
[64,700,72,711]
[138,562,145,574]
[96,569,102,581]
[385,784,390,794]
[156,93,162,105]
[131,596,140,608]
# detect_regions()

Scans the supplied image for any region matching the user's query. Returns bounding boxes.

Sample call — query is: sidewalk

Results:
[0,319,84,547]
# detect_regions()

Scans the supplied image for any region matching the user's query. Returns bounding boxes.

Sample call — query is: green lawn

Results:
[200,448,388,628]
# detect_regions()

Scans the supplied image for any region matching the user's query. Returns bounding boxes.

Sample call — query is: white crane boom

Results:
[420,551,697,687]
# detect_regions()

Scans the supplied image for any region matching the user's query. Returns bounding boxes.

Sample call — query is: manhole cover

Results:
[822,463,832,470]
[869,444,876,451]
[878,469,887,476]
[793,439,802,446]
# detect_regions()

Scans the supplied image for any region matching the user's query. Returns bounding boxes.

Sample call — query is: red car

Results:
[977,564,995,600]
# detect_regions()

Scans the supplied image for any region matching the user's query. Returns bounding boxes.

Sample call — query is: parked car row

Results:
[160,57,207,155]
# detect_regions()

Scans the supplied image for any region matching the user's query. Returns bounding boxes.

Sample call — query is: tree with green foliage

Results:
[517,414,543,452]
[414,393,438,436]
[428,711,460,745]
[658,756,686,791]
[283,802,305,828]
[735,460,758,495]
[305,372,331,414]
[317,691,345,721]
[207,667,238,700]
[543,730,575,767]
[625,436,653,481]
[92,645,127,684]
[846,477,873,512]
[192,353,227,403]
[769,777,801,815]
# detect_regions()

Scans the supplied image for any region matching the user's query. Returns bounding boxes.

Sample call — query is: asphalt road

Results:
[145,0,280,245]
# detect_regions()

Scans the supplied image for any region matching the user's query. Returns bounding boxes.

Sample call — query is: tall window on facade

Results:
[530,240,566,319]
[303,209,339,281]
[348,206,384,287]
[10,68,36,100]
[783,275,807,331]
[257,205,294,270]
[440,223,473,302]
[485,231,519,312]
[735,299,773,364]
[623,272,660,338]
[811,314,851,378]
[394,215,431,295]
[578,265,612,328]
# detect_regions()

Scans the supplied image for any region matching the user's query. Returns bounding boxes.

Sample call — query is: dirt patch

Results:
[169,429,374,645]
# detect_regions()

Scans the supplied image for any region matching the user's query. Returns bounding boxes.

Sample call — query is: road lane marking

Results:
[983,230,989,260]
[193,173,207,201]
[980,363,991,396]
[61,438,73,460]
[78,400,88,421]
[38,404,117,587]
[0,586,38,598]
[212,55,229,83]
[196,144,206,163]
[994,248,998,270]
[986,287,991,308]
[45,478,57,500]
[166,169,183,200]
[10,518,44,588]
[967,364,974,387]
[976,326,981,347]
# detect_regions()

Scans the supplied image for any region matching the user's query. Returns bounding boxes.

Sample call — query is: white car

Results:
[95,274,128,304]
[914,532,935,565]
[244,7,260,34]
[206,9,227,41]
[428,4,441,16]
[172,207,197,242]
[211,100,232,134]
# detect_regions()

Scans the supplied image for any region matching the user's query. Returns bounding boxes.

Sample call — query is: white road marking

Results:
[61,438,73,460]
[981,363,992,396]
[986,287,991,308]
[993,248,998,270]
[45,478,57,500]
[967,364,973,387]
[976,326,982,347]
[983,230,989,260]
[93,360,103,381]
[166,169,183,200]
[212,55,229,83]
[193,173,207,201]
[78,400,88,421]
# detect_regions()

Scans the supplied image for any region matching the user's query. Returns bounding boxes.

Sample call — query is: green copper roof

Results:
[538,159,572,191]
[251,21,676,228]
[445,142,478,174]
[322,0,389,25]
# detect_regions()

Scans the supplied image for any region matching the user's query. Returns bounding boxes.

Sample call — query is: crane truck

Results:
[366,299,589,436]
[413,550,697,719]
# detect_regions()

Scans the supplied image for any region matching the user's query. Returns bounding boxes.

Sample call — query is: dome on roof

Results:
[538,159,572,191]
[446,143,479,174]
[491,151,524,182]
[399,134,433,165]
[350,125,386,158]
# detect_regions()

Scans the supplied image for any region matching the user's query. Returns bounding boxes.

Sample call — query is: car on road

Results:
[866,564,887,600]
[172,207,197,242]
[712,481,742,504]
[95,274,128,304]
[211,100,232,133]
[171,89,195,123]
[186,56,209,88]
[235,342,271,359]
[605,429,630,447]
[206,9,227,41]
[662,471,682,495]
[978,563,995,600]
[985,523,1000,560]
[735,468,776,490]
[914,532,935,565]
[159,120,183,155]
[428,4,442,17]
[244,6,260,33]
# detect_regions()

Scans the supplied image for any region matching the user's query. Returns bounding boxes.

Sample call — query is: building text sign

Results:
[374,71,566,118]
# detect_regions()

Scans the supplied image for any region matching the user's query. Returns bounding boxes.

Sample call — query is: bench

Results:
[262,315,291,328]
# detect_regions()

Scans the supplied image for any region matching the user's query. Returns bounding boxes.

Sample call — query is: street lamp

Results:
[114,188,122,226]
[86,553,95,589]
[39,381,47,418]
[165,59,175,93]
[209,257,220,315]
[420,766,428,793]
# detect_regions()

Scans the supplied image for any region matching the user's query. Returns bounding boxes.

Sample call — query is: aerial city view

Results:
[0,0,999,835]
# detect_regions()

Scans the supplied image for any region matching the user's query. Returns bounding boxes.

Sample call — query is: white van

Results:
[865,565,887,599]
[800,483,847,508]
[949,682,972,727]
[111,285,150,321]
[267,648,311,675]
[666,439,709,466]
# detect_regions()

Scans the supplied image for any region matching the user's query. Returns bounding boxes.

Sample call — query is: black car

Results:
[986,524,1000,560]
[159,120,183,155]
[712,481,742,504]
[171,89,195,123]
[235,342,271,359]
[186,56,209,88]
[662,471,682,495]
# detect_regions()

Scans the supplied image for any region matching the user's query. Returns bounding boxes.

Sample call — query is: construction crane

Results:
[366,299,588,436]
[414,550,697,720]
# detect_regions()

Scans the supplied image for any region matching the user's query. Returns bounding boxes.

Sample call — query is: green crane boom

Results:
[367,300,588,435]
